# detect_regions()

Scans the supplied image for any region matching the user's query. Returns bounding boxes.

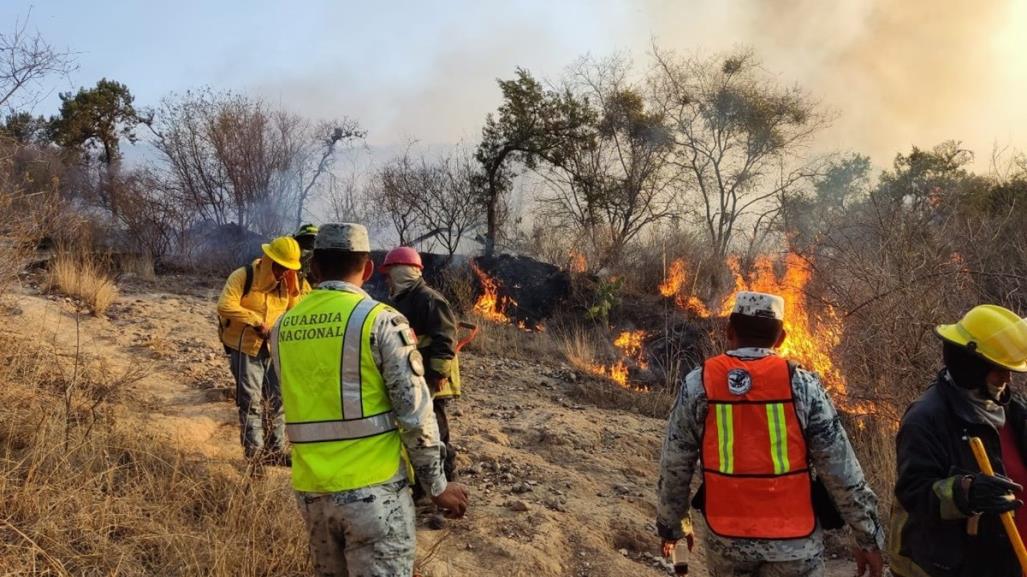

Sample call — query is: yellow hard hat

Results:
[936,305,1027,372]
[261,236,302,271]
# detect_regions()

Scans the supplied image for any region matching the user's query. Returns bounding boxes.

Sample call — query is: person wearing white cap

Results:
[271,223,469,577]
[656,291,884,577]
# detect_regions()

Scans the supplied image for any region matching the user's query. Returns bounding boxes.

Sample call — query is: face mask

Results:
[387,265,422,296]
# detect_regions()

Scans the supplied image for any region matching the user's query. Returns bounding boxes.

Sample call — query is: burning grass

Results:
[470,261,514,324]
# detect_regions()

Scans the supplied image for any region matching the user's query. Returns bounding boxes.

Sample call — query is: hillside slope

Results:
[6,277,855,576]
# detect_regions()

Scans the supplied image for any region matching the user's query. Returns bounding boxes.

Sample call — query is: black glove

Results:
[966,473,1024,514]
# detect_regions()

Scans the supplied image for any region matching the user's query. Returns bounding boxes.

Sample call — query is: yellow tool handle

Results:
[969,436,1027,575]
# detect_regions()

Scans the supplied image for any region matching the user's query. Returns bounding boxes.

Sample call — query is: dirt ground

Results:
[8,275,857,577]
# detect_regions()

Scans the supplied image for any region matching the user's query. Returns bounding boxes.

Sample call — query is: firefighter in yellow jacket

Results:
[217,236,305,464]
[271,223,468,576]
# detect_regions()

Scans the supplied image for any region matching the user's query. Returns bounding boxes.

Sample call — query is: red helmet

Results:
[381,246,423,271]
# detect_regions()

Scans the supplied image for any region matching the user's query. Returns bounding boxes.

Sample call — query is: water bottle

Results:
[671,540,689,575]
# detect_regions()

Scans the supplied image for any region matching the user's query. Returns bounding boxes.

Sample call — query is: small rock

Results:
[618,548,629,556]
[508,500,529,512]
[511,482,532,494]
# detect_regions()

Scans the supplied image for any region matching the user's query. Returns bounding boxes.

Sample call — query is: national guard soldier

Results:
[381,246,461,483]
[656,291,885,577]
[271,223,469,577]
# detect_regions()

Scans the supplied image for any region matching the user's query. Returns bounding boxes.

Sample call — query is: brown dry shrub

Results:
[47,251,119,315]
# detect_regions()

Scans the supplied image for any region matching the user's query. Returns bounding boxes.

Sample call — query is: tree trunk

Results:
[485,186,497,257]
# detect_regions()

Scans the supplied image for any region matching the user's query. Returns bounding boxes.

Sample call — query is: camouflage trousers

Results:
[699,516,825,577]
[296,480,416,577]
[229,347,285,456]
[706,550,825,577]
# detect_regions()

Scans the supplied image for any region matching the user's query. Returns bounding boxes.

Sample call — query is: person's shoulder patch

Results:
[408,349,424,376]
[400,326,417,346]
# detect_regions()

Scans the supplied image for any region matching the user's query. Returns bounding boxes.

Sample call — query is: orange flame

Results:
[590,330,649,390]
[718,253,851,402]
[661,258,711,316]
[659,259,687,297]
[659,252,870,413]
[675,294,712,317]
[568,250,587,274]
[471,261,515,324]
[613,329,648,369]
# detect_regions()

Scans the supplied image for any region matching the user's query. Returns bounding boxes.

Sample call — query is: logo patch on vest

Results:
[727,368,752,395]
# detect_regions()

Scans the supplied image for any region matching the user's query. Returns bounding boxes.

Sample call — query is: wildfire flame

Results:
[718,254,848,398]
[590,330,649,390]
[661,258,712,316]
[659,253,870,414]
[568,250,587,274]
[471,261,515,324]
[658,259,686,297]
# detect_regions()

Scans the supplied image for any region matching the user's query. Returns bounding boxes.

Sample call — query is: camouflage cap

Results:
[731,291,785,321]
[314,223,370,252]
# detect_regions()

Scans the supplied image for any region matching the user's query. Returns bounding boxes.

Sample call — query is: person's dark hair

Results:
[942,340,996,390]
[313,250,369,280]
[729,313,784,348]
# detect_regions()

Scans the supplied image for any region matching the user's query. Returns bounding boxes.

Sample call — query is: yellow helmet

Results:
[936,305,1027,372]
[261,236,302,271]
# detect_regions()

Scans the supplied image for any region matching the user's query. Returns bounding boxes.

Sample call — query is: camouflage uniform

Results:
[273,280,446,577]
[296,480,416,577]
[656,346,885,576]
[271,224,446,577]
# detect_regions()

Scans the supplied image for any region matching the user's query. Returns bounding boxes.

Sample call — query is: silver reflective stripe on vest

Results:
[287,412,397,443]
[340,298,378,419]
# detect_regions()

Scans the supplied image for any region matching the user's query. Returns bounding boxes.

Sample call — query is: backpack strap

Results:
[242,263,254,297]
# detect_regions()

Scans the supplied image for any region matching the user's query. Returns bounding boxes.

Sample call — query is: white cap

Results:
[731,291,785,321]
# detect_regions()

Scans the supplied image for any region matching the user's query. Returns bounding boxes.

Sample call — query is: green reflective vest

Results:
[275,288,403,493]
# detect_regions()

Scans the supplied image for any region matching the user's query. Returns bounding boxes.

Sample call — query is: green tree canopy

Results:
[475,68,595,255]
[50,78,140,166]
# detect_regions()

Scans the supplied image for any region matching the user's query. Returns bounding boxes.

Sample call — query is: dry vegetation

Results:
[47,251,119,315]
[0,332,310,576]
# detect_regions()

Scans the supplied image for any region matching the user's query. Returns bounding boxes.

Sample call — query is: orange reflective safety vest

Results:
[701,354,816,539]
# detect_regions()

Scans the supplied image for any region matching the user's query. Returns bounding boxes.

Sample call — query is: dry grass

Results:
[48,252,119,315]
[119,253,157,282]
[554,325,675,418]
[0,333,310,576]
[462,317,556,361]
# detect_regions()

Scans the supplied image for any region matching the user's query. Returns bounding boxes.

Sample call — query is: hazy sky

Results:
[6,0,1027,167]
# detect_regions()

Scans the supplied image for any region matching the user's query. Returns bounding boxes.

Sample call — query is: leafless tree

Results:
[419,150,484,259]
[651,48,828,267]
[0,11,76,112]
[150,89,343,236]
[365,151,429,246]
[365,147,485,257]
[294,120,365,228]
[324,169,367,224]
